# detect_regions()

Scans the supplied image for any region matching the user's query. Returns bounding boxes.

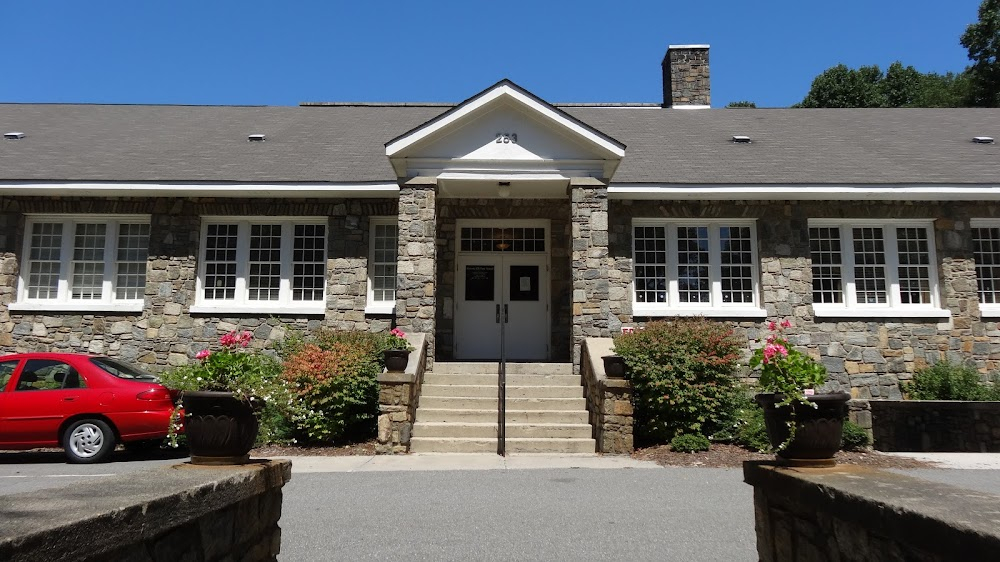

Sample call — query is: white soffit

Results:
[385,80,626,164]
[0,182,400,198]
[608,184,1000,201]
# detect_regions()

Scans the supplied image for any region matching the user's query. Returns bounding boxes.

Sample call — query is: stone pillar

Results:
[396,177,437,363]
[570,178,612,370]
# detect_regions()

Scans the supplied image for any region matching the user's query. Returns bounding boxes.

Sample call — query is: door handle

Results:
[496,304,501,324]
[63,397,77,402]
[504,304,509,324]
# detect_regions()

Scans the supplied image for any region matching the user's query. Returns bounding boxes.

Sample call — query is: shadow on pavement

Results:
[0,446,190,465]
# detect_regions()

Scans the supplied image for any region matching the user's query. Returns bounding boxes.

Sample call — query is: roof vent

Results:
[3,132,25,140]
[973,136,994,144]
[732,135,751,144]
[247,134,266,142]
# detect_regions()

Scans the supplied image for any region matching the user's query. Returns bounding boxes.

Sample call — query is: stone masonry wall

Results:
[436,198,572,361]
[663,46,710,107]
[612,199,999,401]
[871,400,1000,452]
[395,184,436,364]
[0,196,397,370]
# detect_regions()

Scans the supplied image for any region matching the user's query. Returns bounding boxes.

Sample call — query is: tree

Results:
[961,0,1000,107]
[797,62,968,108]
[798,64,887,108]
[725,100,757,108]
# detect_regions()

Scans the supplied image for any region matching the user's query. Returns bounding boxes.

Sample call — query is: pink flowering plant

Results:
[385,327,413,351]
[749,319,827,406]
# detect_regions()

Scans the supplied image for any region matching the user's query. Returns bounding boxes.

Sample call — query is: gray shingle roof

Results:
[0,103,997,185]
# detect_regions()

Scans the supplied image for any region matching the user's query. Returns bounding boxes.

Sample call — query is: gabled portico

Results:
[385,80,625,365]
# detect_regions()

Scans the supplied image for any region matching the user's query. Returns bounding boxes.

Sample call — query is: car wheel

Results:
[63,419,116,464]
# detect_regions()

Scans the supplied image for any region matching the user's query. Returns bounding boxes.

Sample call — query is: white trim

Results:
[632,305,767,319]
[971,218,1000,228]
[0,182,399,198]
[670,105,712,110]
[385,83,626,158]
[367,216,398,314]
[668,44,710,49]
[7,302,145,313]
[609,184,1000,201]
[978,305,1000,318]
[812,305,951,319]
[188,304,326,316]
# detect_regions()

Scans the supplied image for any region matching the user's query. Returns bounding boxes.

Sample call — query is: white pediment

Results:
[385,80,625,181]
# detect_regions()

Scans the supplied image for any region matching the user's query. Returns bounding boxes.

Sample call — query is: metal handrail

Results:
[497,303,507,456]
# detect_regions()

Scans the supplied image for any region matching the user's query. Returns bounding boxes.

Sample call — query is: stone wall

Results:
[0,459,291,562]
[581,338,634,454]
[396,183,437,364]
[662,45,710,107]
[611,199,1000,401]
[744,462,1000,561]
[435,198,572,361]
[0,196,397,369]
[376,332,427,454]
[871,399,1000,452]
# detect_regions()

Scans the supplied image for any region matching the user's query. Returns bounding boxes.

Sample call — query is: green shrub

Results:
[279,329,385,444]
[841,420,871,451]
[670,433,711,453]
[613,319,743,445]
[735,405,771,452]
[904,360,1000,401]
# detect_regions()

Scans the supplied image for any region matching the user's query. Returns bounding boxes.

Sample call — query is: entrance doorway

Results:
[454,221,549,361]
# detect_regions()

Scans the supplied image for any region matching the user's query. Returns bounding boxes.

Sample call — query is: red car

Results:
[0,353,177,463]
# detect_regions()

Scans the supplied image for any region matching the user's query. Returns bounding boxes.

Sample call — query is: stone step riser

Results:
[409,437,596,454]
[422,374,581,386]
[415,409,590,424]
[421,385,583,399]
[412,423,593,439]
[431,363,573,376]
[418,396,586,410]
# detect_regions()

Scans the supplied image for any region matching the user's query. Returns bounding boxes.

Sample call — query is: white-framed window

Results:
[11,215,150,312]
[366,217,398,315]
[631,219,765,317]
[191,217,327,315]
[971,219,1000,317]
[808,219,948,318]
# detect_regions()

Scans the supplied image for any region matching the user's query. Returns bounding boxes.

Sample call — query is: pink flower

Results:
[195,349,211,360]
[238,331,253,347]
[762,343,788,364]
[390,328,406,338]
[768,321,777,331]
[781,319,792,328]
[219,332,236,347]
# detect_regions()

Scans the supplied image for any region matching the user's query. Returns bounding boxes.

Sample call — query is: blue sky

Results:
[0,1,985,108]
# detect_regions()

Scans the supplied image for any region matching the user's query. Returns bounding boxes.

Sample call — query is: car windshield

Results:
[90,357,159,381]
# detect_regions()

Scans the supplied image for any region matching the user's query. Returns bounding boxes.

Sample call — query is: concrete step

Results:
[422,373,581,386]
[418,396,586,410]
[415,409,591,424]
[431,362,573,376]
[420,384,583,399]
[412,422,593,439]
[410,437,596,454]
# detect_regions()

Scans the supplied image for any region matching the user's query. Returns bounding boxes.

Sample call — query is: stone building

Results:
[1,44,999,401]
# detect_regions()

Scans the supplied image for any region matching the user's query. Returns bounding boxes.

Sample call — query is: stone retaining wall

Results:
[744,462,1000,561]
[376,332,427,454]
[581,338,634,454]
[871,399,1000,452]
[0,459,291,562]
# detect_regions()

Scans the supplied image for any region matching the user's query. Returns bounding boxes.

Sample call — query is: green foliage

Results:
[725,100,757,108]
[904,360,1000,401]
[798,62,970,108]
[280,329,386,444]
[749,320,827,402]
[841,420,871,451]
[613,319,743,444]
[670,433,711,453]
[735,406,771,453]
[962,0,1000,107]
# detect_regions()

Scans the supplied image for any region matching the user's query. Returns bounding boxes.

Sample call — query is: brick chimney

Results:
[662,45,710,108]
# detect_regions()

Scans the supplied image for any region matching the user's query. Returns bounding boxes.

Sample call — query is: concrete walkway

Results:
[882,452,1000,469]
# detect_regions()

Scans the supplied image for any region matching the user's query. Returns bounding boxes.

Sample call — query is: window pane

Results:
[974,227,1000,304]
[71,223,106,300]
[459,226,545,253]
[852,227,887,304]
[896,227,931,304]
[719,226,754,304]
[372,223,398,302]
[633,226,666,303]
[248,224,281,301]
[204,224,238,300]
[292,223,326,302]
[27,222,62,299]
[677,226,710,303]
[809,227,843,304]
[115,223,149,300]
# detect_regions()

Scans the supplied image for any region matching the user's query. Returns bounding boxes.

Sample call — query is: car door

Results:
[2,359,87,446]
[0,359,20,445]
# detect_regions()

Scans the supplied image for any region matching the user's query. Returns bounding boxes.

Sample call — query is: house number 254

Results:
[495,133,518,144]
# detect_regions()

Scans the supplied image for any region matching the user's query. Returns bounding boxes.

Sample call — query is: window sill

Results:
[8,302,145,314]
[631,305,767,319]
[365,302,396,315]
[189,304,326,316]
[977,305,1000,318]
[811,305,951,319]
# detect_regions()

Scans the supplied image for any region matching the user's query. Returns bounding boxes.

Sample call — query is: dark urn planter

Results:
[602,355,627,378]
[182,390,259,465]
[755,391,851,467]
[383,349,409,372]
